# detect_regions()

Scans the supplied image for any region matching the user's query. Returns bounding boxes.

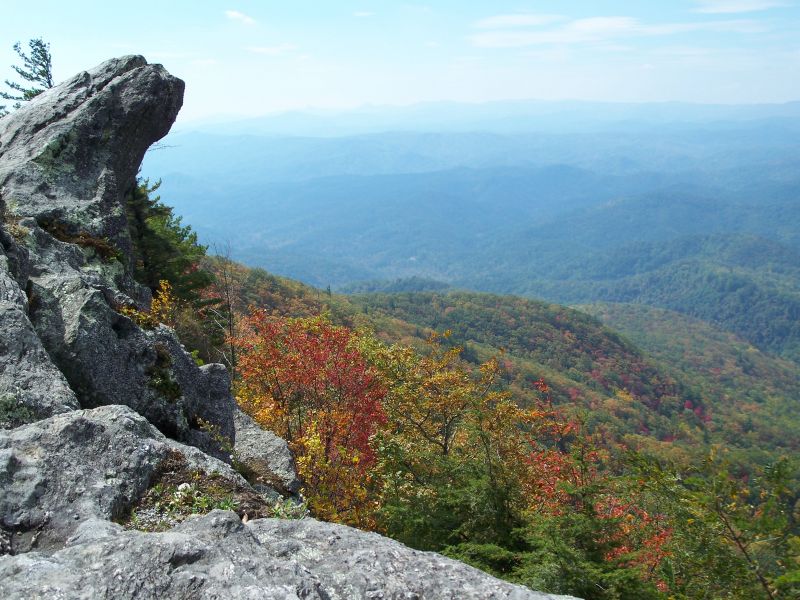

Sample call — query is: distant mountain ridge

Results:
[143,100,800,363]
[176,99,800,137]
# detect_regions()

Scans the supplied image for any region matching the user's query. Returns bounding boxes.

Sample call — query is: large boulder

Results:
[0,56,234,453]
[234,408,302,496]
[0,405,267,554]
[0,55,182,254]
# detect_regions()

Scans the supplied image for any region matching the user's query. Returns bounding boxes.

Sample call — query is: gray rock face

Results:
[0,407,575,599]
[0,510,578,600]
[251,518,580,600]
[0,55,182,252]
[0,405,251,554]
[234,408,302,495]
[0,56,233,452]
[0,244,78,424]
[0,298,79,424]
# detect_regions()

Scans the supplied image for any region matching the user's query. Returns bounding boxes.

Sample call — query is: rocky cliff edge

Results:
[0,56,578,599]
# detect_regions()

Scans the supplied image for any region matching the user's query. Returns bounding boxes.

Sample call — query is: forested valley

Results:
[130,172,800,597]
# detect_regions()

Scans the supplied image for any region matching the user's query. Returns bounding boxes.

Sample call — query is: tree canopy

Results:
[125,178,212,302]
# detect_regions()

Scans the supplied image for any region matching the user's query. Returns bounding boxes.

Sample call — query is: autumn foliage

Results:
[126,242,798,597]
[124,168,798,597]
[234,313,385,526]
[231,311,689,596]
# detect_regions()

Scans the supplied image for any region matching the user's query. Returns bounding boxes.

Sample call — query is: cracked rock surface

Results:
[0,55,233,454]
[0,510,578,600]
[234,408,302,496]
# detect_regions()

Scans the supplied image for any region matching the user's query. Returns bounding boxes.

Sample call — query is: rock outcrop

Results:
[0,406,264,555]
[0,55,180,252]
[0,510,577,599]
[0,56,579,599]
[234,407,302,497]
[0,55,233,454]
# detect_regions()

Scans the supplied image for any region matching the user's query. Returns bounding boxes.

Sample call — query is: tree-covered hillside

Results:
[184,259,800,598]
[129,220,800,598]
[581,303,800,463]
[348,290,800,466]
[143,118,800,365]
[183,257,800,475]
[491,234,800,363]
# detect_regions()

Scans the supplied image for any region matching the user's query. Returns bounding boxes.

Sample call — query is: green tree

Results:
[361,332,529,551]
[124,178,219,363]
[125,178,212,303]
[632,451,800,599]
[1,38,53,116]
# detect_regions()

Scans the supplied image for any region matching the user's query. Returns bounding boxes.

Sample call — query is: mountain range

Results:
[144,100,800,363]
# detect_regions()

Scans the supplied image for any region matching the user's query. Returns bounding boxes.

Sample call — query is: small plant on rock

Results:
[0,392,37,429]
[145,343,181,402]
[118,280,179,330]
[2,213,30,241]
[269,498,309,520]
[123,450,272,532]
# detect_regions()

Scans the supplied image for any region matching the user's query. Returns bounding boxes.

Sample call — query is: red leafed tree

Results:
[234,312,386,526]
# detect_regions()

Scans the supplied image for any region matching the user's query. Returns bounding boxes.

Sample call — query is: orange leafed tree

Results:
[234,313,673,588]
[234,312,386,527]
[359,331,538,547]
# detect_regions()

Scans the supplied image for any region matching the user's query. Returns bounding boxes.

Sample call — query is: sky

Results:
[3,0,799,122]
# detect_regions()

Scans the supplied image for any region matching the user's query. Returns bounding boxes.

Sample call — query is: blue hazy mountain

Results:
[174,99,800,137]
[143,100,800,361]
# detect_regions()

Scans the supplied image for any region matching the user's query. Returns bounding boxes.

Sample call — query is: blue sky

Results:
[3,0,799,122]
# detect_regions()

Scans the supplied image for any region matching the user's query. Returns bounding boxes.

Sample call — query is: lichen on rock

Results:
[0,56,233,455]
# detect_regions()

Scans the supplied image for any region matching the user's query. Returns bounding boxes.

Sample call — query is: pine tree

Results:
[1,38,53,116]
[125,178,212,303]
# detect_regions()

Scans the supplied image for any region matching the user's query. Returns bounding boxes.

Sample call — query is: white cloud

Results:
[249,44,299,56]
[403,4,432,14]
[475,14,564,29]
[226,10,257,25]
[353,11,375,17]
[693,0,788,13]
[519,47,571,62]
[471,17,637,47]
[568,16,641,35]
[470,16,767,47]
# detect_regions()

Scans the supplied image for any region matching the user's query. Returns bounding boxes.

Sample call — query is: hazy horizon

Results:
[175,96,800,126]
[4,0,799,124]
